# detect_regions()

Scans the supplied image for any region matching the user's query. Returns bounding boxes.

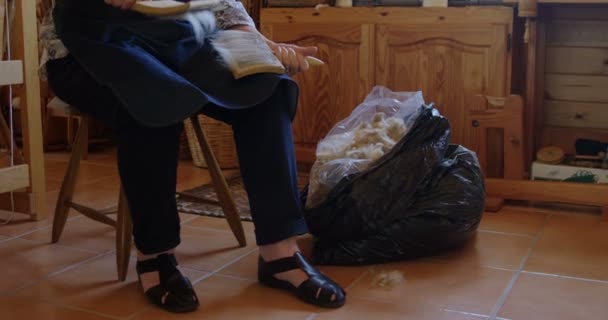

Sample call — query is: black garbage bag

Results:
[302,105,485,265]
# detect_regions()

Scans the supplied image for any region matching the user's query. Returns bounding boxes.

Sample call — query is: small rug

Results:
[176,174,309,221]
[177,175,253,221]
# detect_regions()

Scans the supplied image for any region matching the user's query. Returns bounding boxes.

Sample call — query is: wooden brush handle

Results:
[306,56,324,66]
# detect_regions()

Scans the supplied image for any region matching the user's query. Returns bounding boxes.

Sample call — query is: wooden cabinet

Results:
[261,7,513,165]
[537,6,608,155]
[261,22,374,163]
[376,22,511,144]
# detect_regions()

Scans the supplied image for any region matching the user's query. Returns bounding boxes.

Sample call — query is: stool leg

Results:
[78,117,89,160]
[190,116,246,247]
[43,105,52,152]
[52,117,89,243]
[66,114,74,151]
[116,186,132,281]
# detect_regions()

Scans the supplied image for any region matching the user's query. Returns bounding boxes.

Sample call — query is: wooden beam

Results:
[0,164,29,193]
[0,60,23,86]
[13,0,46,220]
[486,178,608,208]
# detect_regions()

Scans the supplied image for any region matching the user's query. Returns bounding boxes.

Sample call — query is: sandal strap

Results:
[136,253,178,274]
[260,255,300,275]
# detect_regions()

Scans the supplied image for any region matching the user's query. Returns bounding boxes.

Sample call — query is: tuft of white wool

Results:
[163,10,217,45]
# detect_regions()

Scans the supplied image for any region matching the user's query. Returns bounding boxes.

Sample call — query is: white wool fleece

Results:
[164,10,217,45]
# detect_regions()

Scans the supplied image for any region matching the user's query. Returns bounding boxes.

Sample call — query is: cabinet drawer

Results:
[545,74,608,103]
[546,47,608,75]
[547,20,608,48]
[545,100,608,129]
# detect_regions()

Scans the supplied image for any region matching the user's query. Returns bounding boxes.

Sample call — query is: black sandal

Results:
[258,252,346,308]
[136,253,199,313]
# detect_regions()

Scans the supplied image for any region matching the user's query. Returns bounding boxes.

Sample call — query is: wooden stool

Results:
[43,96,89,158]
[51,112,247,281]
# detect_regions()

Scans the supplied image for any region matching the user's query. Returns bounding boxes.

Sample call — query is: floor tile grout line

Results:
[345,267,374,292]
[18,236,105,255]
[422,257,518,273]
[212,273,257,282]
[6,226,108,255]
[477,229,535,238]
[521,270,608,285]
[487,214,550,320]
[41,300,124,320]
[0,214,86,244]
[12,251,113,294]
[442,308,493,319]
[304,313,318,320]
[191,247,259,285]
[126,304,154,320]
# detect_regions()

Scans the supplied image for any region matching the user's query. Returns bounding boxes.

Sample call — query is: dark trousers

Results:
[46,56,308,254]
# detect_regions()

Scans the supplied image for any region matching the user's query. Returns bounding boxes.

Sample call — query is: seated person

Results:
[40,0,345,313]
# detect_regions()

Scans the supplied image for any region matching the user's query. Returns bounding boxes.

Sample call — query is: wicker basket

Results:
[184,115,239,169]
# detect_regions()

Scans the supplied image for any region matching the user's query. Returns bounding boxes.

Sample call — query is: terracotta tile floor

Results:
[1,148,607,320]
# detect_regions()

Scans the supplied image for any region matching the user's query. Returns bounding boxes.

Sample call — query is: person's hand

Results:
[268,42,318,75]
[104,0,138,10]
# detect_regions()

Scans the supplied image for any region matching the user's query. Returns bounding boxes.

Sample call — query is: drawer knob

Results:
[510,136,520,146]
[472,120,480,127]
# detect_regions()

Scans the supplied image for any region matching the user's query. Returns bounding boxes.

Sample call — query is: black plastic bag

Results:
[302,105,485,265]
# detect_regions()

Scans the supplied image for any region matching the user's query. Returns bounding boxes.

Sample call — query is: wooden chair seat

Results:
[13,96,97,158]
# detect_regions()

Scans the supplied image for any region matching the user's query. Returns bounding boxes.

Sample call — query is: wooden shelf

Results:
[504,0,608,3]
[261,6,513,24]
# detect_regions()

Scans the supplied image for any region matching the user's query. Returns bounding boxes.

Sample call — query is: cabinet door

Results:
[261,23,374,163]
[376,23,511,145]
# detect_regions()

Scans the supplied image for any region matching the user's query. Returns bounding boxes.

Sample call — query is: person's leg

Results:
[229,83,309,284]
[202,82,344,307]
[115,117,183,254]
[47,55,183,254]
[46,56,196,312]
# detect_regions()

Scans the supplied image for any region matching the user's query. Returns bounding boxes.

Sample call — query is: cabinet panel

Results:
[261,7,513,165]
[261,23,374,163]
[376,24,511,145]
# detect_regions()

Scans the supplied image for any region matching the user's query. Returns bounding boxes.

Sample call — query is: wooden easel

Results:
[0,0,46,220]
